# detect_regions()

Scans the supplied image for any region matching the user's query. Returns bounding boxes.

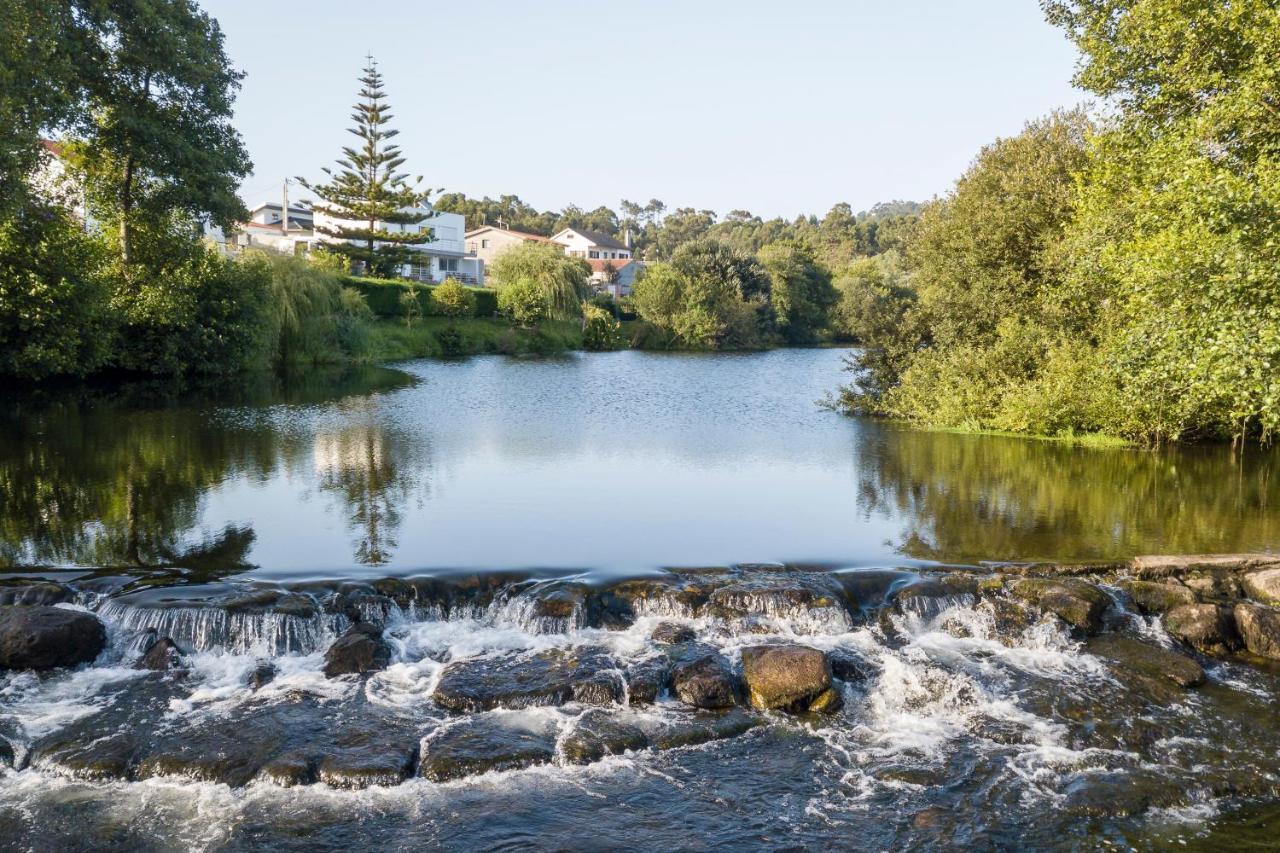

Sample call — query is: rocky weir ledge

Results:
[0,553,1278,795]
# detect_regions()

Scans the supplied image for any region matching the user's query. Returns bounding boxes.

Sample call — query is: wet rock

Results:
[247,660,277,689]
[571,670,625,706]
[316,736,417,789]
[1008,578,1110,634]
[136,636,184,671]
[419,713,557,781]
[704,575,848,626]
[832,569,915,613]
[892,576,979,618]
[1132,553,1280,579]
[0,606,107,670]
[322,621,391,678]
[649,708,761,750]
[1234,603,1280,660]
[650,621,696,645]
[1088,633,1205,695]
[433,647,618,713]
[30,678,175,781]
[624,655,671,705]
[827,648,873,683]
[136,724,273,788]
[740,644,837,713]
[1117,579,1196,615]
[1183,571,1242,599]
[256,750,315,787]
[0,581,72,607]
[560,709,649,764]
[670,645,739,709]
[529,586,581,620]
[1243,568,1280,607]
[1164,603,1241,655]
[0,737,12,769]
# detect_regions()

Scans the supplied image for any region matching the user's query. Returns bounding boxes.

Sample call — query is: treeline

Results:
[434,193,919,269]
[834,0,1280,446]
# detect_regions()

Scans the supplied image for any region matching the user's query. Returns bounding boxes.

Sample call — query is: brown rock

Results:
[1163,604,1240,655]
[1117,580,1195,615]
[740,644,835,713]
[1009,578,1110,634]
[1242,568,1280,607]
[1234,603,1280,660]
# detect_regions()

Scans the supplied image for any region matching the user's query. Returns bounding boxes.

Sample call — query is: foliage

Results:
[759,241,837,344]
[299,57,434,277]
[581,303,623,351]
[488,242,589,321]
[258,252,370,366]
[0,202,113,379]
[431,278,476,318]
[399,284,422,327]
[497,278,550,328]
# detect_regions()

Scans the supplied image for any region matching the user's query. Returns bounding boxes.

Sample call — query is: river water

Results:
[1,350,1278,850]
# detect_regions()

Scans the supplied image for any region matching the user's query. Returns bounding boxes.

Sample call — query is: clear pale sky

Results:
[202,0,1086,219]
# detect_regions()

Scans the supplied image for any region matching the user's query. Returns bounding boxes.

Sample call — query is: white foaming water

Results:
[0,665,147,744]
[94,598,342,656]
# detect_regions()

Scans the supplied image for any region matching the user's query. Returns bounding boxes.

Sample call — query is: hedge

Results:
[345,276,499,318]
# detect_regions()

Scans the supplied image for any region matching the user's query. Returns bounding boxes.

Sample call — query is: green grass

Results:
[364,316,583,361]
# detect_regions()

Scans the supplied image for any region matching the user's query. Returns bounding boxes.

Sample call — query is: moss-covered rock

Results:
[1008,578,1110,634]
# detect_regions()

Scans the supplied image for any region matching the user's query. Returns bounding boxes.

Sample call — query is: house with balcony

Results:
[310,204,483,284]
[465,226,551,274]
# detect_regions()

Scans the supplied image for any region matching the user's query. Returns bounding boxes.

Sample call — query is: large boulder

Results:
[624,655,671,705]
[0,581,72,607]
[322,622,391,678]
[0,606,106,670]
[740,644,840,713]
[1116,580,1195,616]
[670,645,739,709]
[1008,578,1110,634]
[1234,603,1280,660]
[432,647,617,713]
[419,713,558,781]
[1242,568,1280,607]
[1164,604,1240,655]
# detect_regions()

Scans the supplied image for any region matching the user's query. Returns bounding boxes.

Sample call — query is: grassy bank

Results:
[364,317,583,361]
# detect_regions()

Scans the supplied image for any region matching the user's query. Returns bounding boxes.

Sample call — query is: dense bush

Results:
[432,278,477,318]
[497,278,549,327]
[488,242,590,320]
[581,303,623,351]
[0,203,114,380]
[345,276,497,318]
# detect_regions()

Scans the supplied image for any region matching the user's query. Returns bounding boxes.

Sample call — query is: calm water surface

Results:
[2,348,1278,579]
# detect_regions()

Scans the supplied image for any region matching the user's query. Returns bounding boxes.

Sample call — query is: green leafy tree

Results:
[497,278,549,328]
[759,241,837,344]
[431,278,476,318]
[75,0,250,271]
[489,241,589,321]
[581,302,622,351]
[300,57,434,277]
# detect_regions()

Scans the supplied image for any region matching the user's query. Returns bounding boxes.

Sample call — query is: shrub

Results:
[498,278,549,327]
[433,324,466,356]
[0,202,114,379]
[432,278,476,318]
[399,285,422,326]
[489,242,589,320]
[582,303,623,351]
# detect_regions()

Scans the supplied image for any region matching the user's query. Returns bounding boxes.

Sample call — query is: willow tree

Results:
[300,57,434,277]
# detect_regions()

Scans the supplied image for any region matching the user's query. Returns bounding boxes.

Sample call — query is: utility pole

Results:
[282,178,290,232]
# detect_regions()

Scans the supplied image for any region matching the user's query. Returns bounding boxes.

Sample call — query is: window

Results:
[589,250,600,259]
[438,257,459,272]
[481,239,489,249]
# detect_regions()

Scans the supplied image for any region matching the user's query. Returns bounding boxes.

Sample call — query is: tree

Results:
[76,0,251,271]
[497,278,549,327]
[759,241,837,344]
[300,57,434,277]
[489,242,590,321]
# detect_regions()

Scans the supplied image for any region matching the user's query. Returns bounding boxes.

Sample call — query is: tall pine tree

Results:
[301,57,434,277]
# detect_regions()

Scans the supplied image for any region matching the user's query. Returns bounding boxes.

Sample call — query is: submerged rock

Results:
[650,621,696,645]
[0,737,12,769]
[316,731,418,789]
[247,660,277,690]
[1243,568,1280,607]
[256,750,315,787]
[432,647,618,713]
[1117,579,1196,615]
[0,606,106,671]
[670,645,739,709]
[827,648,873,683]
[649,708,761,750]
[136,636,184,672]
[624,655,671,705]
[1164,603,1241,655]
[704,574,849,627]
[1009,578,1110,634]
[560,710,649,765]
[1234,603,1280,660]
[740,644,839,713]
[323,622,391,677]
[419,713,558,781]
[1088,633,1205,695]
[892,576,979,618]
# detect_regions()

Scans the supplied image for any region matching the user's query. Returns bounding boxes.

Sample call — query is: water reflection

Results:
[0,351,1276,576]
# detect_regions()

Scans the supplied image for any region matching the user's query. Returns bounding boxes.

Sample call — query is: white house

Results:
[312,204,483,284]
[549,227,635,286]
[465,225,551,273]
